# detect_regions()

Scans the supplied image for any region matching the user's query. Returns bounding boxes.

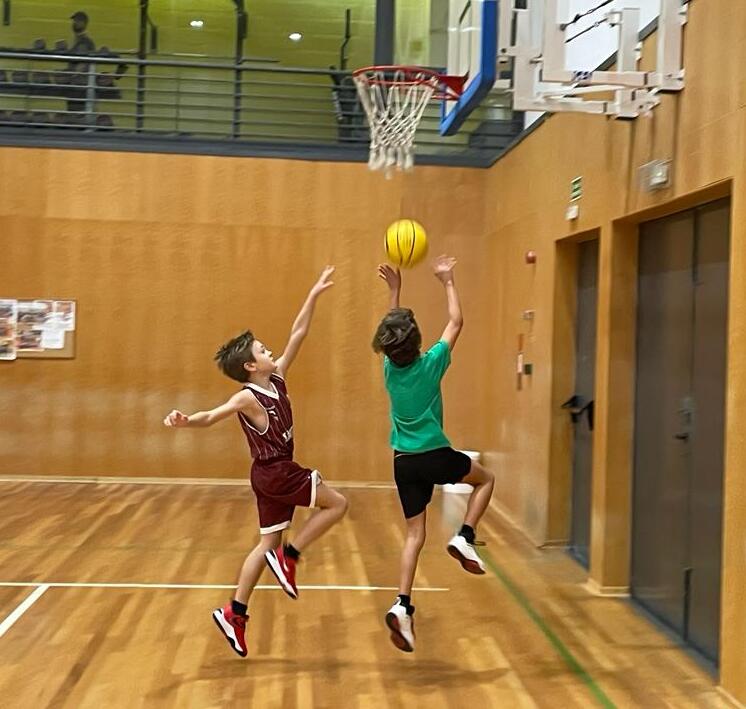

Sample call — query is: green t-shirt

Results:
[383,340,452,453]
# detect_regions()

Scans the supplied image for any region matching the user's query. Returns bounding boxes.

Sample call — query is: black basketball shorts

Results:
[393,447,472,519]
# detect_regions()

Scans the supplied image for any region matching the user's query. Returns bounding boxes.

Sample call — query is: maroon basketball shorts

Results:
[250,458,322,534]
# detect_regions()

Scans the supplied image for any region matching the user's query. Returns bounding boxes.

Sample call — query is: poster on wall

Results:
[0,297,76,359]
[54,300,76,331]
[41,324,66,349]
[0,299,17,361]
[37,300,66,349]
[16,301,47,352]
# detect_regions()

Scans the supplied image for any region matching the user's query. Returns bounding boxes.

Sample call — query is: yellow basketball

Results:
[384,219,428,268]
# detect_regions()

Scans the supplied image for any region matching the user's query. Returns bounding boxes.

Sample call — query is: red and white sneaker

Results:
[212,604,248,657]
[265,546,299,599]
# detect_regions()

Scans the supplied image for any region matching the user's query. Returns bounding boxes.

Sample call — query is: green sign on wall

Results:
[570,176,583,202]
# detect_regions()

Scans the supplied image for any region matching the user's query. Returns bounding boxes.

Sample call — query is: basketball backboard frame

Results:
[440,0,688,132]
[440,0,501,136]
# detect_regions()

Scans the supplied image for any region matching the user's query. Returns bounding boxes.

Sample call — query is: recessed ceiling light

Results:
[288,32,303,42]
[190,19,204,28]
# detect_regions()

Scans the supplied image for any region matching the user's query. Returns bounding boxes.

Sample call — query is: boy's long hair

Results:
[215,330,256,382]
[372,308,422,367]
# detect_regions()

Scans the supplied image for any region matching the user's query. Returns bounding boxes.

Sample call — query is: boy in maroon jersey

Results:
[164,266,348,658]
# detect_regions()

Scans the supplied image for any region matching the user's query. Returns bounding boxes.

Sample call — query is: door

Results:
[567,239,598,568]
[631,199,729,665]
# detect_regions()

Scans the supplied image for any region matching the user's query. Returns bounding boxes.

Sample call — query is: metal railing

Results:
[0,50,520,166]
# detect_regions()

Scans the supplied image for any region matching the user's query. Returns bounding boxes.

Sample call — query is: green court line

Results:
[481,550,617,709]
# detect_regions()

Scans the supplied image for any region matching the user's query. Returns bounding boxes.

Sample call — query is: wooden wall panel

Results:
[0,159,486,481]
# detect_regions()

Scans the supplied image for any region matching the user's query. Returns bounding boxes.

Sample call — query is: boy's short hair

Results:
[215,330,256,382]
[372,308,422,367]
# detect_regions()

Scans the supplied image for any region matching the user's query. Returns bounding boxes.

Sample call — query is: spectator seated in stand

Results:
[0,11,125,130]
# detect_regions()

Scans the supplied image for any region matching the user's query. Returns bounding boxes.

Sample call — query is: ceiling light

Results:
[190,19,204,29]
[288,32,303,42]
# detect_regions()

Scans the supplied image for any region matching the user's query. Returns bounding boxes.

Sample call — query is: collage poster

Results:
[0,299,77,359]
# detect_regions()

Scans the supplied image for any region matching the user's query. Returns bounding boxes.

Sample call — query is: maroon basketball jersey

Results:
[238,373,295,462]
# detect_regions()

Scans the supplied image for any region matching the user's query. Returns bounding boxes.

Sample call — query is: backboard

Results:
[440,0,499,136]
[440,0,687,134]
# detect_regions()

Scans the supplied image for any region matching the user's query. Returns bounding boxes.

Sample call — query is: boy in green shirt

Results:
[372,255,495,653]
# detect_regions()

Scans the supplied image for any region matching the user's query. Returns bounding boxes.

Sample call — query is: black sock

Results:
[231,599,248,617]
[459,524,475,544]
[397,594,414,614]
[284,543,300,560]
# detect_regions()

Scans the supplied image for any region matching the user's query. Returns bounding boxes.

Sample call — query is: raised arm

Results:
[433,255,463,350]
[274,265,335,377]
[164,389,258,428]
[377,264,401,310]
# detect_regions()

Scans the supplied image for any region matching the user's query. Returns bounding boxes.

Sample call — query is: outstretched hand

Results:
[164,410,189,427]
[377,263,401,291]
[432,255,457,284]
[311,265,335,296]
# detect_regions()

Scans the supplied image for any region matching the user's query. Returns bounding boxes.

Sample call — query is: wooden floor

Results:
[0,480,736,709]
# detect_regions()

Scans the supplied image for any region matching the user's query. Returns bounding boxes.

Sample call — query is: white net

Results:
[353,68,440,174]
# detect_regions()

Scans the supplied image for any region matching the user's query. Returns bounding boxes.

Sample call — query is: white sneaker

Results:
[385,599,415,652]
[447,534,486,575]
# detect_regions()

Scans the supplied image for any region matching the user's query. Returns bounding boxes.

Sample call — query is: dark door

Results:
[632,210,694,632]
[631,199,729,665]
[568,239,598,568]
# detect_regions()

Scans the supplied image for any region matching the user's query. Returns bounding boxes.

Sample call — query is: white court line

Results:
[0,582,448,592]
[0,476,396,489]
[0,585,49,638]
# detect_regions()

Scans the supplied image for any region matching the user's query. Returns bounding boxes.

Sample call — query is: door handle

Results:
[674,432,690,441]
[561,395,594,431]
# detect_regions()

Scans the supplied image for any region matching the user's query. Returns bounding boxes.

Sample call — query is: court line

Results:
[443,496,616,707]
[0,476,396,489]
[0,585,49,638]
[481,550,617,709]
[0,582,447,592]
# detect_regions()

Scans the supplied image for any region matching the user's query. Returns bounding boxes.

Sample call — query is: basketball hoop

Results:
[353,66,464,175]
